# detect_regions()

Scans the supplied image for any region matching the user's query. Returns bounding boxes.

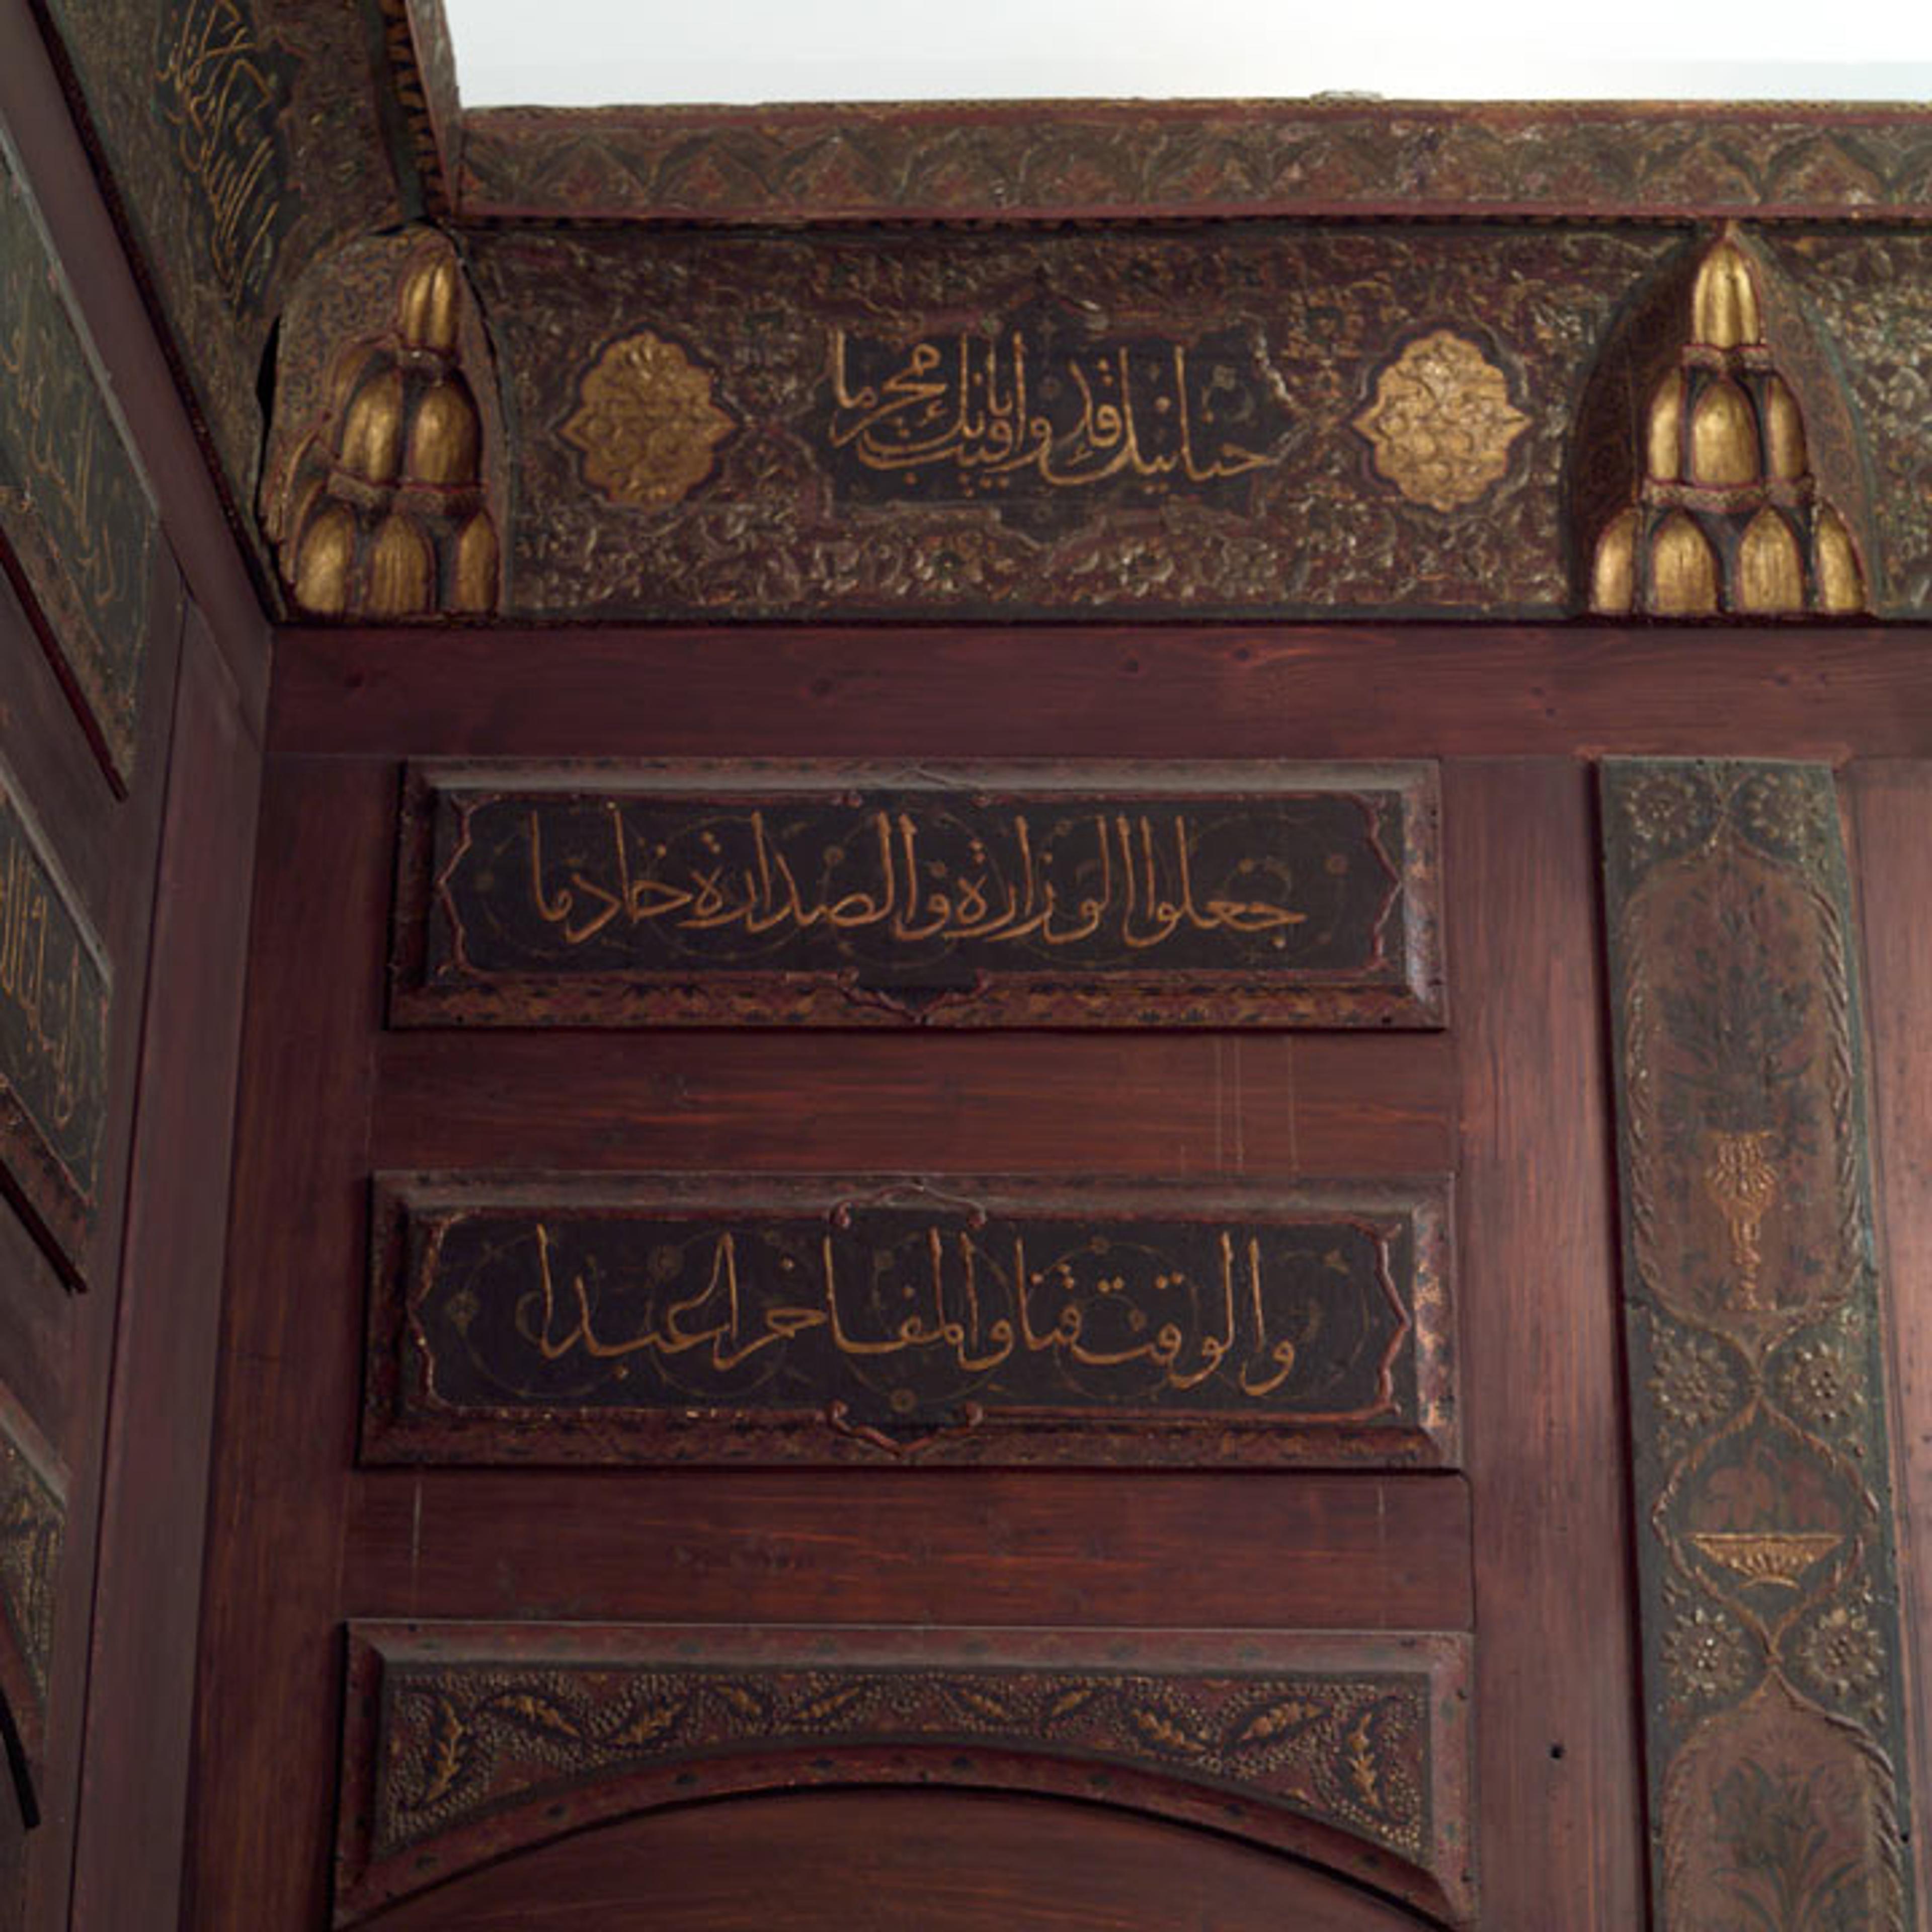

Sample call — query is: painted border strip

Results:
[1600,759,1915,1930]
[457,102,1932,226]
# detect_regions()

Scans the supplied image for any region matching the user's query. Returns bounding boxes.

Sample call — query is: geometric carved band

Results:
[389,760,1443,1029]
[363,1174,1456,1469]
[336,1624,1474,1926]
[1600,759,1915,1930]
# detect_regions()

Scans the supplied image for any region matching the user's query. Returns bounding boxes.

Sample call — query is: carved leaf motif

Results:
[488,1688,583,1744]
[792,1682,869,1728]
[603,1699,683,1750]
[1128,1705,1209,1757]
[712,1681,765,1722]
[1044,1684,1098,1725]
[412,1696,469,1810]
[1227,1698,1324,1752]
[950,1683,1015,1725]
[1346,1710,1385,1814]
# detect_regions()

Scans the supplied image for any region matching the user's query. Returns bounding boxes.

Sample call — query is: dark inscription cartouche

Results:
[819,298,1295,535]
[0,789,109,1215]
[0,140,154,767]
[433,788,1400,990]
[408,1203,1418,1434]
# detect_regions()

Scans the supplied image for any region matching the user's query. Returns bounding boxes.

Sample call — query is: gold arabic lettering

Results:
[516,1216,1303,1401]
[830,329,1277,492]
[524,804,1307,956]
[0,816,102,1137]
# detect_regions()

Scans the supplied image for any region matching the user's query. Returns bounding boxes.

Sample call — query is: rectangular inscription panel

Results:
[391,761,1442,1028]
[0,128,156,787]
[365,1174,1455,1468]
[0,765,110,1283]
[0,1379,65,1777]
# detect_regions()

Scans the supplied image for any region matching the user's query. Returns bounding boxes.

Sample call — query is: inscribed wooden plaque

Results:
[0,1380,64,1793]
[1600,760,1915,1931]
[390,761,1442,1029]
[0,766,111,1284]
[0,128,156,785]
[364,1175,1455,1468]
[336,1623,1475,1926]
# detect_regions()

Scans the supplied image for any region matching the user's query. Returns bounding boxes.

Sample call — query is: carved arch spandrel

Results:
[1570,226,1874,618]
[335,1624,1474,1928]
[260,228,506,621]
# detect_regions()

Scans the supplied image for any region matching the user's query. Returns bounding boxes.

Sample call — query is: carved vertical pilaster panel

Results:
[1601,759,1914,1929]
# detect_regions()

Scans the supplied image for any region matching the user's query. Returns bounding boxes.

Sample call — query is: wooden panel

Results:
[371,1031,1455,1178]
[364,1787,1439,1932]
[68,611,260,1932]
[337,1623,1473,1928]
[365,1173,1454,1470]
[392,760,1442,1030]
[268,622,1932,766]
[1600,759,1913,1928]
[1447,759,1644,1929]
[340,1469,1472,1631]
[183,761,393,1932]
[1831,760,1932,1920]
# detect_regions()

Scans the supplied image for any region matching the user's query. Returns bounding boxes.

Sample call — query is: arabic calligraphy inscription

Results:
[151,0,299,317]
[820,301,1294,534]
[366,1177,1455,1467]
[0,1397,62,1721]
[0,771,111,1284]
[392,762,1442,1028]
[0,133,156,784]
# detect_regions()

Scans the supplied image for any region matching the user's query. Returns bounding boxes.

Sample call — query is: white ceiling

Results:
[444,0,1932,108]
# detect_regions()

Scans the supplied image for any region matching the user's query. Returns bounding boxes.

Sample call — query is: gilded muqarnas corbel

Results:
[261,229,503,620]
[1572,228,1871,618]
